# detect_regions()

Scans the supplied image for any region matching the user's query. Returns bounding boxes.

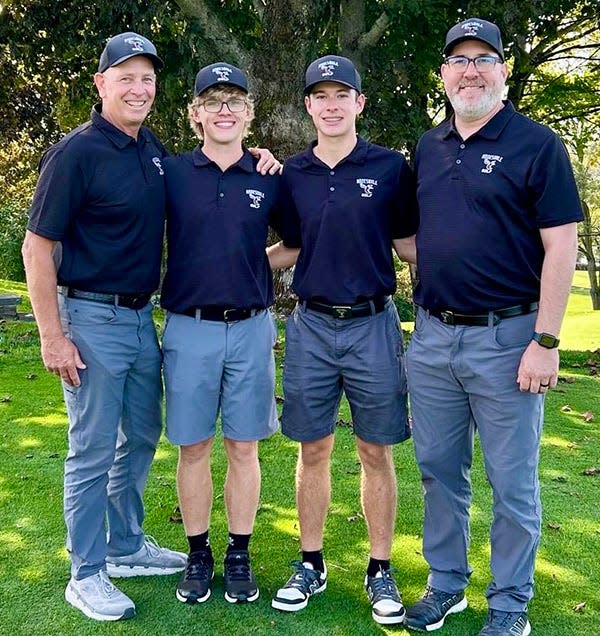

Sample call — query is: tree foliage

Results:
[1,0,599,300]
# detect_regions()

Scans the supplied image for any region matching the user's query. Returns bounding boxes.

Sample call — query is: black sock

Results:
[367,557,390,577]
[188,531,211,555]
[227,532,251,553]
[302,550,325,572]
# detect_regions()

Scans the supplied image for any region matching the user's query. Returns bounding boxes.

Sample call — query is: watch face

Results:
[536,332,559,348]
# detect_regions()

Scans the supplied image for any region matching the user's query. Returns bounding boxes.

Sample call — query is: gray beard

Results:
[449,86,504,122]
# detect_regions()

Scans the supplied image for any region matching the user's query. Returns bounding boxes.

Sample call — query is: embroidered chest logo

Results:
[481,154,503,174]
[212,66,233,82]
[246,189,265,209]
[356,178,378,198]
[124,36,146,52]
[152,157,164,175]
[318,60,338,77]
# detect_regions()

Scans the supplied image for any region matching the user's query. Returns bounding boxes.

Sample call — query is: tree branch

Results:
[174,0,251,67]
[358,11,389,50]
[252,0,265,21]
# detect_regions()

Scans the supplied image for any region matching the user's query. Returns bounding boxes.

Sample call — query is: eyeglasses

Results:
[444,55,501,73]
[199,98,247,113]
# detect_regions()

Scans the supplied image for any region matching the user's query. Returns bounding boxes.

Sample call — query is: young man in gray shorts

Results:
[268,54,417,625]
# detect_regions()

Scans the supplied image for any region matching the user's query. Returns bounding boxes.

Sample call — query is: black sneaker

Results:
[271,561,327,612]
[364,567,406,625]
[404,585,467,631]
[223,550,259,603]
[478,610,531,636]
[175,550,214,604]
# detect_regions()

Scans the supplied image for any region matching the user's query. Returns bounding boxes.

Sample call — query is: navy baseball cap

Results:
[194,62,248,96]
[98,32,163,73]
[444,18,504,61]
[304,55,362,94]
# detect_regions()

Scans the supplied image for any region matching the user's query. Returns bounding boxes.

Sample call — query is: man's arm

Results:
[21,230,86,386]
[393,235,416,264]
[516,222,579,393]
[267,241,300,270]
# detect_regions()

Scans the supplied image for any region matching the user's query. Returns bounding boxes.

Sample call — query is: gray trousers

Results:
[59,296,162,580]
[406,307,543,612]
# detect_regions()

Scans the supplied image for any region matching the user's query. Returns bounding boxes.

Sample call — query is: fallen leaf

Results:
[25,453,34,459]
[552,476,568,483]
[347,513,364,522]
[547,523,561,530]
[48,452,60,459]
[572,602,586,613]
[0,395,11,403]
[275,395,284,404]
[335,418,353,428]
[583,467,598,476]
[582,411,594,422]
[590,368,598,376]
[571,363,581,368]
[26,373,37,380]
[561,405,572,412]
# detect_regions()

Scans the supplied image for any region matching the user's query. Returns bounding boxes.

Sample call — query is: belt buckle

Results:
[223,309,236,322]
[332,305,352,319]
[440,310,455,325]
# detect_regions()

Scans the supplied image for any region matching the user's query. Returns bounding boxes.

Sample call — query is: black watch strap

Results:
[532,331,560,349]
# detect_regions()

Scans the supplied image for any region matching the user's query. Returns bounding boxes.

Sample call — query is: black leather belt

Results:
[426,302,539,326]
[61,287,152,310]
[181,307,264,322]
[302,296,388,320]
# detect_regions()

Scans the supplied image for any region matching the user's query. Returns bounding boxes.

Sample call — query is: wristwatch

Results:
[532,332,560,349]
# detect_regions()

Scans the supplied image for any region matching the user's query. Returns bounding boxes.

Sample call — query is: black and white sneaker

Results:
[175,550,214,604]
[478,609,531,636]
[404,585,467,631]
[223,550,259,603]
[365,567,406,625]
[271,561,327,612]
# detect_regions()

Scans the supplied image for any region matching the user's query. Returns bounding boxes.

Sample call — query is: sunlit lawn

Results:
[0,278,599,635]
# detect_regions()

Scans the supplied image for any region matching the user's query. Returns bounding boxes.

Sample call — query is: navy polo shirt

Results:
[160,148,282,312]
[279,136,418,304]
[414,101,584,313]
[27,105,167,294]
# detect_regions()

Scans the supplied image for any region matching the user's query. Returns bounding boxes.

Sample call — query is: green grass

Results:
[1,278,599,635]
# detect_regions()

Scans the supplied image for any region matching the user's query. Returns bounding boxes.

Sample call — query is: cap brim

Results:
[443,36,504,61]
[304,79,359,94]
[99,52,164,73]
[195,81,248,96]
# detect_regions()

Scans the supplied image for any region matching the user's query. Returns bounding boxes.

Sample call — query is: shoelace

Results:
[225,555,252,581]
[488,610,522,627]
[143,535,163,558]
[370,570,400,600]
[186,554,213,580]
[288,560,320,590]
[98,570,120,597]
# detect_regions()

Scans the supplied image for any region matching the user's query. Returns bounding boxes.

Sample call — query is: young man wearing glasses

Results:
[403,18,583,636]
[160,63,281,606]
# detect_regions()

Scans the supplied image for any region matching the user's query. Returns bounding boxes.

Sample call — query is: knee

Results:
[179,438,213,466]
[299,438,332,469]
[224,439,258,465]
[357,440,393,472]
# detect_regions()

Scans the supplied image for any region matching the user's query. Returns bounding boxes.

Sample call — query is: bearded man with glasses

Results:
[403,17,583,636]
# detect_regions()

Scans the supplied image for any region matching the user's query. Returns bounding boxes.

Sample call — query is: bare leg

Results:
[296,435,335,551]
[357,439,397,559]
[177,438,214,536]
[223,439,260,534]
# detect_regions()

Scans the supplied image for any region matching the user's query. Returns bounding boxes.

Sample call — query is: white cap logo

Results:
[124,36,145,52]
[318,60,338,77]
[212,66,233,82]
[461,21,484,36]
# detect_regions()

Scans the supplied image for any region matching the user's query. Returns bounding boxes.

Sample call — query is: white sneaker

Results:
[65,570,135,621]
[106,535,187,578]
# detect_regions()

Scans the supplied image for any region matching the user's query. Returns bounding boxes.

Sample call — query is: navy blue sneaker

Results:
[365,567,405,624]
[478,610,531,636]
[271,561,327,611]
[404,585,467,631]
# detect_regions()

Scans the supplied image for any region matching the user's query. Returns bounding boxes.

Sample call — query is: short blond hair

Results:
[188,86,255,140]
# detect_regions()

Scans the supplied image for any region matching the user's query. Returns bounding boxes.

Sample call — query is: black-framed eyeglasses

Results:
[199,98,248,113]
[444,55,501,73]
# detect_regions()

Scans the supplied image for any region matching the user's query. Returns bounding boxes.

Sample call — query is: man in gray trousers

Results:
[403,17,583,636]
[22,32,186,621]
